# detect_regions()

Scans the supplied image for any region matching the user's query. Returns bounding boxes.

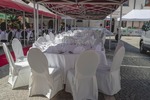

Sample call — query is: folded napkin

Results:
[73,46,85,54]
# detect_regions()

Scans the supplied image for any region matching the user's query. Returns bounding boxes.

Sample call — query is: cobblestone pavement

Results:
[0,36,150,100]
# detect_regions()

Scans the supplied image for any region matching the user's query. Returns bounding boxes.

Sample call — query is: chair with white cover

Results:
[96,45,125,95]
[114,40,124,54]
[94,43,108,68]
[66,50,100,100]
[27,48,63,99]
[107,40,124,64]
[43,33,46,38]
[2,43,30,89]
[36,36,47,44]
[49,32,55,41]
[45,34,51,41]
[12,38,26,62]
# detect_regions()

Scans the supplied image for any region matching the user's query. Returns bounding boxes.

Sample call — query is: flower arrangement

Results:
[142,21,150,31]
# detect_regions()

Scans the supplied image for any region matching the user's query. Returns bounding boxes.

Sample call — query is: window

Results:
[123,1,129,6]
[121,21,127,28]
[76,20,83,22]
[145,0,150,6]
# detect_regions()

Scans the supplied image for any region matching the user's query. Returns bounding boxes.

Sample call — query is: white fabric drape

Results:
[12,38,26,61]
[2,43,30,89]
[96,45,125,95]
[66,50,100,100]
[27,48,63,99]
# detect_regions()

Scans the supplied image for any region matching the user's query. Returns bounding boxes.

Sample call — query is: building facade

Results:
[112,0,150,33]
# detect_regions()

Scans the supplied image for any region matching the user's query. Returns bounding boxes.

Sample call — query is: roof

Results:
[0,0,60,18]
[117,9,150,21]
[34,0,127,20]
[28,2,61,19]
[0,0,33,13]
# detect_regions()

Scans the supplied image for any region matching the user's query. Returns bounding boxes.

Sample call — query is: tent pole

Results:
[109,13,112,51]
[23,11,25,47]
[71,19,73,30]
[53,18,54,33]
[65,18,67,32]
[41,14,43,31]
[75,19,76,29]
[119,4,123,40]
[57,16,59,33]
[5,8,7,31]
[37,3,39,37]
[33,0,36,41]
[5,14,7,31]
[55,14,57,34]
[57,19,59,32]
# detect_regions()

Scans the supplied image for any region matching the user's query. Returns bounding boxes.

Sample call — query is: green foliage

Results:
[0,22,6,31]
[142,21,150,31]
[8,15,22,29]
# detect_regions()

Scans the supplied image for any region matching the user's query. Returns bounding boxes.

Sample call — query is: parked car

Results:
[139,30,150,53]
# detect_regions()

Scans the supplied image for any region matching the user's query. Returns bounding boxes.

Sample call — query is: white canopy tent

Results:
[117,9,150,21]
[104,16,111,20]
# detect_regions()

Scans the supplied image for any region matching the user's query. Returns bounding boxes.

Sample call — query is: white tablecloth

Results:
[44,53,80,84]
[44,51,108,84]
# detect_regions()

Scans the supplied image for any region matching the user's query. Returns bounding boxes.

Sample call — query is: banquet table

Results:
[33,29,109,84]
[44,53,80,84]
[44,50,107,84]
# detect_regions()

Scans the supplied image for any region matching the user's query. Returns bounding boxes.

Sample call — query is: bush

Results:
[142,21,150,31]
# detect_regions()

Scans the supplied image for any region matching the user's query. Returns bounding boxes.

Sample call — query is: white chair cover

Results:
[43,33,46,38]
[37,36,47,44]
[107,40,124,65]
[66,50,100,100]
[49,32,55,41]
[45,34,51,41]
[73,46,85,54]
[96,46,125,95]
[27,48,63,99]
[95,43,102,52]
[12,38,26,61]
[114,40,124,54]
[2,43,30,89]
[94,44,108,67]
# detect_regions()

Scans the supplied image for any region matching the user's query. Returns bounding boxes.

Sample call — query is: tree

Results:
[8,15,20,29]
[142,21,150,32]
